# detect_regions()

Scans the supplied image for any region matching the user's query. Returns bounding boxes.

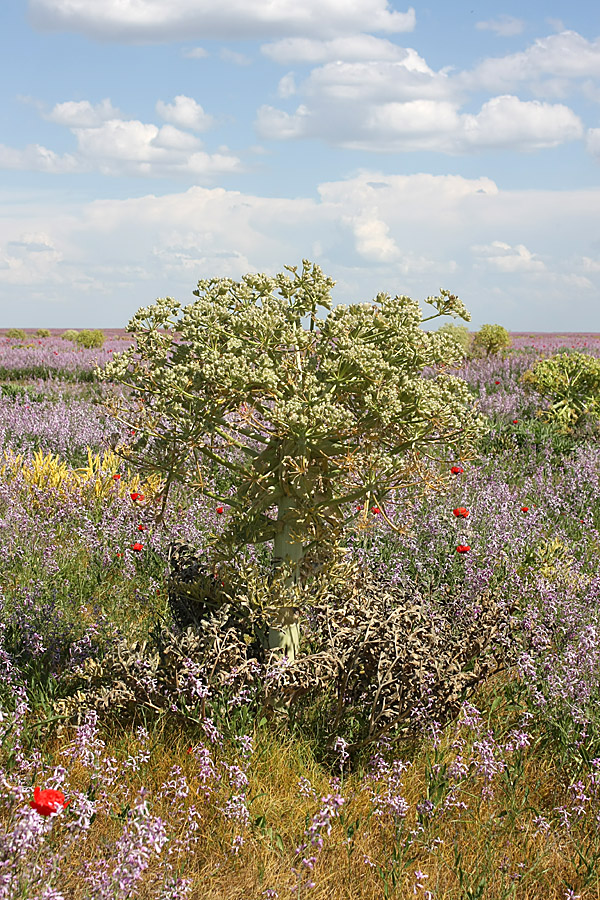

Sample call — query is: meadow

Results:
[1,328,600,899]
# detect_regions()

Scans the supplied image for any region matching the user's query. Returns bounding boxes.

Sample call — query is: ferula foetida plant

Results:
[522,350,600,431]
[472,323,511,357]
[100,260,482,659]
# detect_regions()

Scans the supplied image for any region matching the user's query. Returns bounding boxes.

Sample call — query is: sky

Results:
[0,1,599,331]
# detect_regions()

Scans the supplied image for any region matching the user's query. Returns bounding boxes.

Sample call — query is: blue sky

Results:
[1,0,599,330]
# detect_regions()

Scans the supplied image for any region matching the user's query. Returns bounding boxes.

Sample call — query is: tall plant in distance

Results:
[101,261,481,659]
[472,323,511,357]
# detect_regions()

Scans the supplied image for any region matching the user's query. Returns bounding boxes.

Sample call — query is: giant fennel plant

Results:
[100,260,481,660]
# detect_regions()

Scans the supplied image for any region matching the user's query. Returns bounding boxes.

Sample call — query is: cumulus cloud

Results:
[28,0,416,41]
[581,256,600,272]
[45,98,122,127]
[0,98,239,179]
[2,174,599,330]
[261,34,407,64]
[181,46,209,59]
[219,48,252,66]
[458,31,600,94]
[587,128,600,160]
[257,91,583,153]
[156,95,214,132]
[0,232,63,286]
[0,143,81,173]
[475,16,525,38]
[351,214,400,261]
[461,95,583,150]
[471,241,545,272]
[277,73,297,99]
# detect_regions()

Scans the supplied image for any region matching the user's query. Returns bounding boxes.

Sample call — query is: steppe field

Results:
[2,326,600,900]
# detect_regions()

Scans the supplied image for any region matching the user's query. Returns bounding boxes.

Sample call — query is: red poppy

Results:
[450,466,464,475]
[131,542,143,552]
[216,506,224,514]
[371,507,380,514]
[356,505,363,511]
[494,380,500,385]
[137,524,146,531]
[512,419,519,424]
[113,474,121,481]
[116,552,122,558]
[521,506,529,513]
[453,507,469,518]
[30,787,69,817]
[456,545,471,553]
[130,492,144,502]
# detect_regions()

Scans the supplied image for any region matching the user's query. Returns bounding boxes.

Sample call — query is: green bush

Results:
[436,323,472,357]
[522,351,600,431]
[61,329,79,342]
[472,323,511,357]
[75,329,105,349]
[6,328,27,340]
[35,328,51,338]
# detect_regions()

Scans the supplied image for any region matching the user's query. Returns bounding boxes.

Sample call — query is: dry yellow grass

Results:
[4,678,598,900]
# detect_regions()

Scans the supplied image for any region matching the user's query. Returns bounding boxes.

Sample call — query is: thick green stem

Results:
[267,493,303,661]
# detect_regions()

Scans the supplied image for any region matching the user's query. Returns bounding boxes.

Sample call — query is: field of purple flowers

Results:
[1,329,600,899]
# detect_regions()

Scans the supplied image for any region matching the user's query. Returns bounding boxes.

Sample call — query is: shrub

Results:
[35,328,51,338]
[522,350,600,431]
[75,329,105,349]
[61,329,79,342]
[472,323,511,357]
[6,328,26,340]
[102,260,482,664]
[436,322,472,357]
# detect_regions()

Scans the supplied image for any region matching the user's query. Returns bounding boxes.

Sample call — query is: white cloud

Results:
[0,232,63,286]
[256,91,583,153]
[1,175,599,330]
[72,119,240,176]
[471,240,545,272]
[581,256,600,272]
[182,46,209,59]
[156,95,214,132]
[45,98,122,127]
[261,34,407,64]
[587,128,600,160]
[351,213,400,261]
[475,16,525,38]
[458,31,600,94]
[29,0,416,41]
[461,95,583,151]
[0,99,239,179]
[219,48,252,66]
[0,143,81,173]
[277,73,296,99]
